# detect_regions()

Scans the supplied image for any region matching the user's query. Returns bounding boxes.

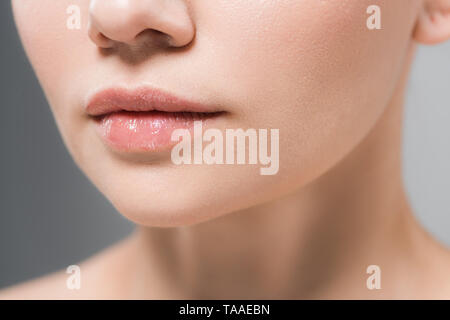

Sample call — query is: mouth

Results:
[85,87,225,153]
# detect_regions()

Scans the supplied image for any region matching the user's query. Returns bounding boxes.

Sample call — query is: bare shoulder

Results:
[0,237,135,300]
[0,269,76,300]
[0,255,108,300]
[415,227,450,299]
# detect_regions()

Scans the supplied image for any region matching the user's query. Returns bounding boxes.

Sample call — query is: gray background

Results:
[0,1,449,289]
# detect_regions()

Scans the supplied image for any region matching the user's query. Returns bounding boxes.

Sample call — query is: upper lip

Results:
[85,86,221,117]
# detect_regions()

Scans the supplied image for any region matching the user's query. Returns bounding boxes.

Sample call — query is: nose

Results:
[88,0,195,48]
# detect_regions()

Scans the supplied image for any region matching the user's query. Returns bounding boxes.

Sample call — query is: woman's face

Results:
[12,0,421,226]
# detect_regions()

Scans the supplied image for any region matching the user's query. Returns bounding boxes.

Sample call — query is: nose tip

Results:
[88,0,195,49]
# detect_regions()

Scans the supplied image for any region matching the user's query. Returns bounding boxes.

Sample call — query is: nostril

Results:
[89,27,115,49]
[135,29,172,46]
[98,32,110,42]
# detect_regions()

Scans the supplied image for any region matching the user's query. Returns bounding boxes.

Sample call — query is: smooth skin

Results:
[1,0,450,299]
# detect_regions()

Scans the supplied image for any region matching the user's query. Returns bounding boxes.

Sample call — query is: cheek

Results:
[13,0,90,108]
[13,0,93,153]
[199,0,417,95]
[196,0,418,181]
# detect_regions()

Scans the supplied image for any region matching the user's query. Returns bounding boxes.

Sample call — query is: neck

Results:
[115,46,437,299]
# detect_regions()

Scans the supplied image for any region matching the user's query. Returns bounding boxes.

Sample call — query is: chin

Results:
[112,198,225,228]
[88,163,295,228]
[89,168,233,228]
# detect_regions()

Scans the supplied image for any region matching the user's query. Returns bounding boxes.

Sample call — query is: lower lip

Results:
[93,111,217,152]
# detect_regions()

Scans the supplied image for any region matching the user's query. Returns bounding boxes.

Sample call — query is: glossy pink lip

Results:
[86,87,223,153]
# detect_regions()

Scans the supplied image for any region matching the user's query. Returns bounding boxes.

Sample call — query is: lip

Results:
[85,86,222,116]
[85,86,224,153]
